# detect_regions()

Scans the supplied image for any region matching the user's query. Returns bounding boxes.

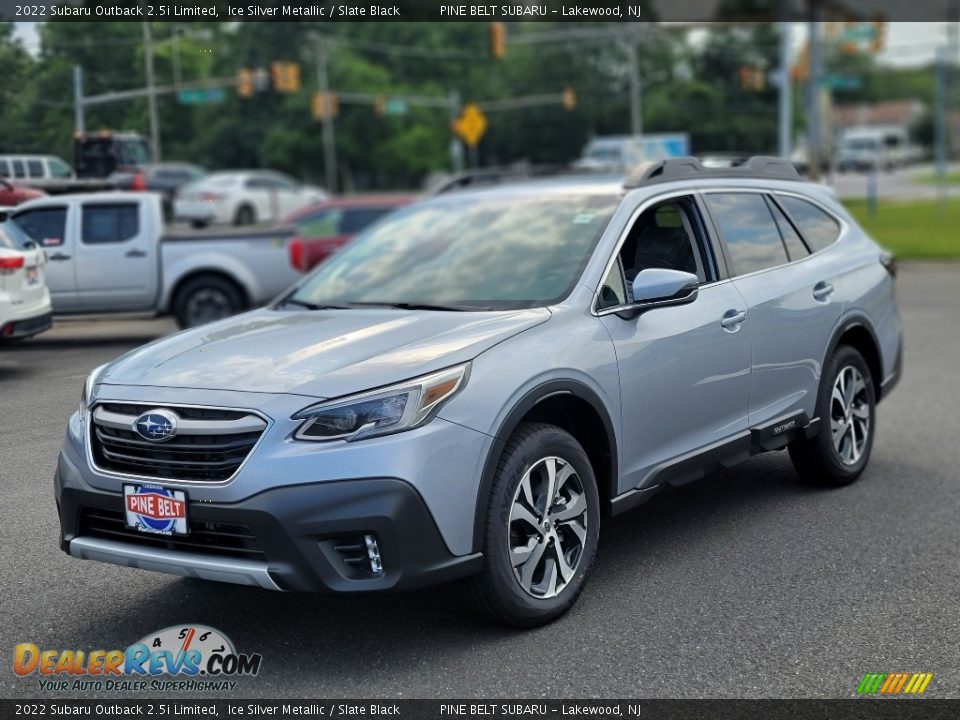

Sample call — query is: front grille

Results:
[90,403,268,482]
[79,508,266,561]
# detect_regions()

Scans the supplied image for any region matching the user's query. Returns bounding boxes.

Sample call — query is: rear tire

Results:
[234,204,255,226]
[789,345,876,487]
[173,275,244,329]
[466,422,600,628]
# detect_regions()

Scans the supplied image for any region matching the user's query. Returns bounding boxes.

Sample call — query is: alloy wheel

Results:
[830,365,871,466]
[186,289,232,327]
[508,456,588,599]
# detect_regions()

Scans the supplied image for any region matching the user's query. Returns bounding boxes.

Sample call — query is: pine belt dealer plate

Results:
[123,484,188,536]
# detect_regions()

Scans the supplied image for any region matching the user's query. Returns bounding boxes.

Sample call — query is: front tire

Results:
[467,422,600,627]
[789,345,876,486]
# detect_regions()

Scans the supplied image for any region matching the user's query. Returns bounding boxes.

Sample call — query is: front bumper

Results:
[57,465,482,592]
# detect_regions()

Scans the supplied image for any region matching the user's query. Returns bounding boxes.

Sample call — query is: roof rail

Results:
[623,155,802,189]
[428,163,591,195]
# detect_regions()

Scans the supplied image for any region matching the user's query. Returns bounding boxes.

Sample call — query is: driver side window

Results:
[598,196,711,309]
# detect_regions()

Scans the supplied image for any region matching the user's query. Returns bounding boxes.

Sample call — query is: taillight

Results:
[131,172,146,191]
[0,255,25,271]
[288,237,305,272]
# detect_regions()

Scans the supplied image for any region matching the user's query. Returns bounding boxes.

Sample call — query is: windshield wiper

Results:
[281,298,353,310]
[347,302,489,312]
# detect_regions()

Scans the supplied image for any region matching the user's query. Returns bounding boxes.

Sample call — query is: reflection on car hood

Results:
[99,307,551,398]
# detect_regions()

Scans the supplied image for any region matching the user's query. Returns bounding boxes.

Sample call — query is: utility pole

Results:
[73,65,85,133]
[777,18,792,158]
[626,40,642,135]
[315,35,338,194]
[449,90,463,173]
[142,20,161,161]
[935,46,948,205]
[806,11,822,180]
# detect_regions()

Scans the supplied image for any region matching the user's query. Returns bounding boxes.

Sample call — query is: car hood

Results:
[100,307,551,398]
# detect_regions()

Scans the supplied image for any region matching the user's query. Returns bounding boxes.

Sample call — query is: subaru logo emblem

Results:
[133,409,179,442]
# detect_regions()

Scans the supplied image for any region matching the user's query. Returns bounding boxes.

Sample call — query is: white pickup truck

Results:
[7,192,301,328]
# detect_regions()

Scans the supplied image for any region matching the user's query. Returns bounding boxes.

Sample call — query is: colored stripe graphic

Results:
[857,672,932,695]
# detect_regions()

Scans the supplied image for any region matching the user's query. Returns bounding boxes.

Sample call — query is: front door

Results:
[596,196,752,494]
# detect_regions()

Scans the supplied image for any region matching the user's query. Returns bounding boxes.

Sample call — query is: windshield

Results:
[287,193,618,310]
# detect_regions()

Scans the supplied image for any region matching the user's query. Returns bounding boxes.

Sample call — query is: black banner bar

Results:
[0,0,957,23]
[3,699,960,720]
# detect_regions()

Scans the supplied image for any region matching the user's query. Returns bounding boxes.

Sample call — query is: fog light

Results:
[364,534,383,574]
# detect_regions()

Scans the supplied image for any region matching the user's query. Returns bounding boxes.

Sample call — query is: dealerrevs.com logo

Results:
[13,625,262,692]
[857,672,934,695]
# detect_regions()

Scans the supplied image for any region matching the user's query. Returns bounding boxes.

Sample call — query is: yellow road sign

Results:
[452,103,487,147]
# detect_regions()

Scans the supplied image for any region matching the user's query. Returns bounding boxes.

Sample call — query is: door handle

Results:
[720,309,747,330]
[125,249,148,258]
[813,281,835,301]
[48,252,71,261]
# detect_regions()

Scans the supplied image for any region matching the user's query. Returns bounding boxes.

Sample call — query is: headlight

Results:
[293,363,470,442]
[80,364,108,414]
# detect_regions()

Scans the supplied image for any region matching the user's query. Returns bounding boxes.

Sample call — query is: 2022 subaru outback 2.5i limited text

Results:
[56,157,902,627]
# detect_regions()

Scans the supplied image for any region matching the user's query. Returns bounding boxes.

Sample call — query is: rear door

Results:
[11,204,78,311]
[74,200,158,311]
[703,191,842,429]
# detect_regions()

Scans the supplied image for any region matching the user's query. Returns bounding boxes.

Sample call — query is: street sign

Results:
[820,74,862,90]
[384,99,408,116]
[177,88,226,105]
[451,103,487,147]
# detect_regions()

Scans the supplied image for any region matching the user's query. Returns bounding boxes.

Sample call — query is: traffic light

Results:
[738,66,765,91]
[270,61,301,93]
[791,43,809,83]
[489,22,506,59]
[562,87,576,111]
[237,68,254,99]
[312,91,339,120]
[870,18,886,53]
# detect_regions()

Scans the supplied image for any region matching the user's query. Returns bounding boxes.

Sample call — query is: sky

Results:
[10,21,956,67]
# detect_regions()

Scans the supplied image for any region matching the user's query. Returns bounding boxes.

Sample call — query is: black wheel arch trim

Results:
[823,313,886,401]
[470,379,619,554]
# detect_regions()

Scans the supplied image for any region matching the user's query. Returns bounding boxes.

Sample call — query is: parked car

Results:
[0,178,46,208]
[174,171,327,228]
[9,193,299,328]
[0,221,52,340]
[0,155,76,182]
[108,162,206,220]
[284,194,413,272]
[56,157,902,627]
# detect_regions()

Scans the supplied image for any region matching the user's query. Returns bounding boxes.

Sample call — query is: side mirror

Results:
[617,268,699,319]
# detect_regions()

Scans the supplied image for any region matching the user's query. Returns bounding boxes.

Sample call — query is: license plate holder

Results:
[123,484,189,536]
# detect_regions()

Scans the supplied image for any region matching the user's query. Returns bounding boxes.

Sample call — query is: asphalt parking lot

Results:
[1,263,958,699]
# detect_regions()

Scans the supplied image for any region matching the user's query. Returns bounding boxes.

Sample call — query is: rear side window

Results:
[340,207,392,234]
[13,207,67,247]
[768,198,810,261]
[47,157,74,179]
[27,160,44,178]
[82,204,139,244]
[705,193,788,276]
[0,159,9,177]
[12,160,25,178]
[777,196,841,252]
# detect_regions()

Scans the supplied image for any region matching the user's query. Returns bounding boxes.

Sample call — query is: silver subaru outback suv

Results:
[56,157,902,626]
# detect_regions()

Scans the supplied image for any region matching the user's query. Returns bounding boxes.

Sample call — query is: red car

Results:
[0,179,45,208]
[284,194,414,272]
